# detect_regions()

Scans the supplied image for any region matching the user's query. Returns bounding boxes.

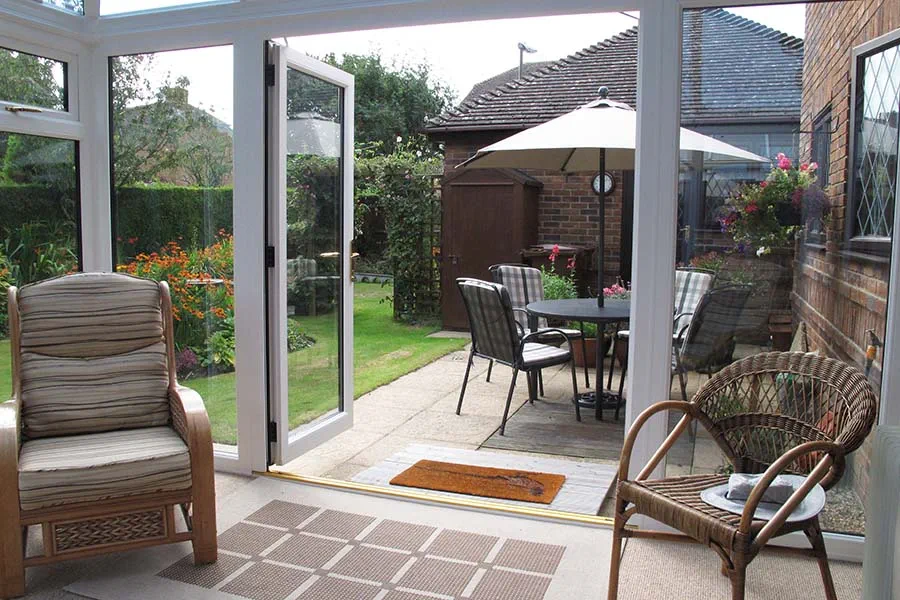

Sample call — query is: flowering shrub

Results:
[719,155,824,254]
[541,244,578,300]
[686,251,725,273]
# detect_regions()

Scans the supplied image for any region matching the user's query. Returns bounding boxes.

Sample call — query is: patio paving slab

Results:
[277,429,385,476]
[352,403,421,434]
[347,433,479,468]
[356,386,453,412]
[392,410,502,445]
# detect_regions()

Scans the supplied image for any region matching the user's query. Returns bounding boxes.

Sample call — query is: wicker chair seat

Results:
[618,474,768,552]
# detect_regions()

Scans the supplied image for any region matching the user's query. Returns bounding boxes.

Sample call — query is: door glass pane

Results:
[664,3,892,537]
[33,0,84,15]
[109,46,237,448]
[0,47,67,111]
[284,67,344,433]
[0,133,80,396]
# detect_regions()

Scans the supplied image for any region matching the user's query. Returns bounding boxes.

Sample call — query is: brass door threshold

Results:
[260,469,615,527]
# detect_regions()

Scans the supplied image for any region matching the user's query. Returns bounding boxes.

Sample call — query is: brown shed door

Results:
[441,181,517,329]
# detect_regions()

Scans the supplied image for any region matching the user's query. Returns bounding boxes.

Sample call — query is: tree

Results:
[320,53,454,152]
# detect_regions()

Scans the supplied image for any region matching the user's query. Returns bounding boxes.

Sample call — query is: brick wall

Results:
[797,0,900,505]
[442,132,626,286]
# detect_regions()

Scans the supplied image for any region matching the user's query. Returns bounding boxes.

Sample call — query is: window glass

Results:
[33,0,84,15]
[662,4,893,539]
[851,39,899,240]
[0,133,81,395]
[101,0,231,15]
[110,46,236,447]
[0,47,67,111]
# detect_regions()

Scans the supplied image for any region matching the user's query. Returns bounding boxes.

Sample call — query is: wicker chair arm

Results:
[740,440,844,544]
[619,400,702,481]
[168,385,213,452]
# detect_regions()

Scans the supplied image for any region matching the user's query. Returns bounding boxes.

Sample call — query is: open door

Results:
[267,43,355,466]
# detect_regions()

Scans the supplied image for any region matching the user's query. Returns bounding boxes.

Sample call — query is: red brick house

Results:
[796,1,899,507]
[427,8,804,327]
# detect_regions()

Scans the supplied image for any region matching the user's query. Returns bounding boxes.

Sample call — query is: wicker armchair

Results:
[608,352,877,600]
[0,273,217,599]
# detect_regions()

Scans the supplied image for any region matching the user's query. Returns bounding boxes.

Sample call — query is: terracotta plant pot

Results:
[573,336,612,368]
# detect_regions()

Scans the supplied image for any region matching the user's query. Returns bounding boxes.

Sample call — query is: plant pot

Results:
[573,336,612,368]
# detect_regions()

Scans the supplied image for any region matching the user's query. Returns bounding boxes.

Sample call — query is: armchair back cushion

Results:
[14,273,171,440]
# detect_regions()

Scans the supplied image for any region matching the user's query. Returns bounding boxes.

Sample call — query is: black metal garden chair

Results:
[456,278,580,435]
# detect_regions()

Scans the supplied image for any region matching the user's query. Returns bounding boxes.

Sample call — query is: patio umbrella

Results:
[457,87,770,306]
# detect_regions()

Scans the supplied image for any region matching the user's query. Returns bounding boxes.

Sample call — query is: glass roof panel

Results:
[32,0,84,15]
[100,0,232,16]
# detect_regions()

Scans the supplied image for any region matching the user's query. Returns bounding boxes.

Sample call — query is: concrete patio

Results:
[276,343,723,513]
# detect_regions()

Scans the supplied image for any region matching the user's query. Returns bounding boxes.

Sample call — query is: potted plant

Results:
[719,155,823,256]
[572,280,630,368]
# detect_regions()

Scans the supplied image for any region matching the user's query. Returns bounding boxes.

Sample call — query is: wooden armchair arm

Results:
[0,398,23,599]
[169,385,213,451]
[0,397,20,483]
[619,400,703,481]
[741,440,843,546]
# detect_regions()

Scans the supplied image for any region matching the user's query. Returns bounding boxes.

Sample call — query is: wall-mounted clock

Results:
[592,171,615,195]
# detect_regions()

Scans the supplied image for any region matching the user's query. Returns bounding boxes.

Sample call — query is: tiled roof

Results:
[461,61,556,105]
[426,9,803,133]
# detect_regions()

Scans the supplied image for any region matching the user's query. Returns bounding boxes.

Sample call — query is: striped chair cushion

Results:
[521,342,570,368]
[18,426,191,512]
[20,342,171,439]
[492,265,549,329]
[17,272,165,358]
[16,273,171,439]
[458,279,520,365]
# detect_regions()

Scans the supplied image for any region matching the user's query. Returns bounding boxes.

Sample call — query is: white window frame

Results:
[5,0,894,560]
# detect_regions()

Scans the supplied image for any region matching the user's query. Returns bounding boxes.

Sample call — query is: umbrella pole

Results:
[597,149,605,308]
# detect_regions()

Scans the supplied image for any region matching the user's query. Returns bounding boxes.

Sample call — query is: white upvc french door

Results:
[267,43,355,466]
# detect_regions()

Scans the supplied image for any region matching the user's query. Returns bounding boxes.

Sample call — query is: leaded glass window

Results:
[852,39,899,240]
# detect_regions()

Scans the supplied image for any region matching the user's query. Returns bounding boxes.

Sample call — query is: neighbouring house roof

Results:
[461,61,556,105]
[426,9,804,134]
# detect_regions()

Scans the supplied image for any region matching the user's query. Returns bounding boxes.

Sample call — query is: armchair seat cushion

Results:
[617,474,767,552]
[18,426,192,512]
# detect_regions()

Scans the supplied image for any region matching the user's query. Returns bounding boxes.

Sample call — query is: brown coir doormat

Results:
[389,459,566,504]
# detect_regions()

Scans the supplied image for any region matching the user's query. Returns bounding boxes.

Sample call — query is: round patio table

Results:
[526,298,630,420]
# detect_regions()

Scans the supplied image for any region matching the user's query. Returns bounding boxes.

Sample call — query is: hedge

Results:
[0,183,233,258]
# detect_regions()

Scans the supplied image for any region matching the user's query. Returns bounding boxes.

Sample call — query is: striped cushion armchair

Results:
[0,273,217,599]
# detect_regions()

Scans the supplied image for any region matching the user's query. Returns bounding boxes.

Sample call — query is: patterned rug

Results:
[158,499,565,600]
[65,477,606,600]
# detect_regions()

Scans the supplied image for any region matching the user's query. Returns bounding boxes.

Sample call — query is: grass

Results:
[0,283,468,445]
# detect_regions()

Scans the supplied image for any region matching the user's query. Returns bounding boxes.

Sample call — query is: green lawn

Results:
[0,283,467,445]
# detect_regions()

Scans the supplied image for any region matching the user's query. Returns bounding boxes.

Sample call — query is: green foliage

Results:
[2,221,77,285]
[113,184,233,259]
[321,53,454,153]
[356,137,443,321]
[287,319,315,352]
[202,316,235,372]
[541,271,578,301]
[0,47,64,110]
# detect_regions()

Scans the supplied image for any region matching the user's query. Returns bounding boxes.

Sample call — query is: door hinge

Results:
[268,421,278,442]
[265,245,275,268]
[265,64,276,87]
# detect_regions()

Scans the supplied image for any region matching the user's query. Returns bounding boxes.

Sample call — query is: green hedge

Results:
[0,183,233,259]
[114,184,233,258]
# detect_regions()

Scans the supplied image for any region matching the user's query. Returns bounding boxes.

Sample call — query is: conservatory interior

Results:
[0,0,898,599]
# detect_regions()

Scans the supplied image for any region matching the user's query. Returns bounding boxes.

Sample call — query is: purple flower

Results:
[176,348,198,374]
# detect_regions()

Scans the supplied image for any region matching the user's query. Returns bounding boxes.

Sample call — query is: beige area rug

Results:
[617,538,862,599]
[64,475,612,600]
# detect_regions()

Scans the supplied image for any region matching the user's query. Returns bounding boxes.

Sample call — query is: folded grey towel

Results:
[726,473,795,504]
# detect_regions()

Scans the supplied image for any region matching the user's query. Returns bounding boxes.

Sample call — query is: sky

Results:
[134,4,807,127]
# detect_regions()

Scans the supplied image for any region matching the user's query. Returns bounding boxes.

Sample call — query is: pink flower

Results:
[776,153,786,160]
[800,163,809,171]
[566,256,576,270]
[745,203,759,214]
[778,156,792,170]
[760,181,768,188]
[809,162,819,171]
[549,244,560,263]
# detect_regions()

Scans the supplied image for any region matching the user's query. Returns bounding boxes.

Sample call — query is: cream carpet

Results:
[617,538,862,599]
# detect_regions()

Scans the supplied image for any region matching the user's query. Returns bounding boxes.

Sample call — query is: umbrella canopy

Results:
[456,89,769,309]
[457,96,770,171]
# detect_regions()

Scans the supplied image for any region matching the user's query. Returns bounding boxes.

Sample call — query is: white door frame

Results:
[267,44,355,466]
